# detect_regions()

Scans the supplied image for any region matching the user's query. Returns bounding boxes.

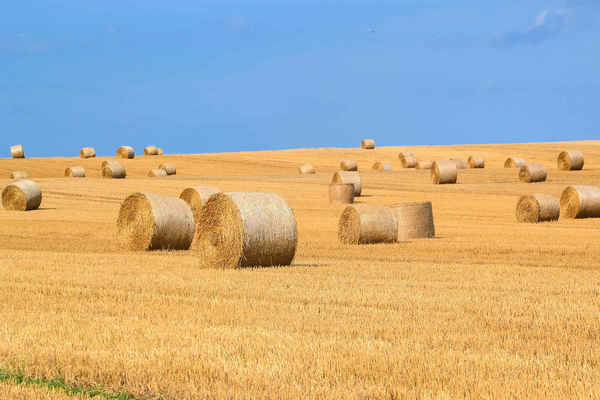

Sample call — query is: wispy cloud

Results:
[492,8,573,47]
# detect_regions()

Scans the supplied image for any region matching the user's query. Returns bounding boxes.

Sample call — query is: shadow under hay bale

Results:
[116,146,135,159]
[516,194,559,223]
[557,150,584,171]
[560,185,600,219]
[519,163,547,183]
[2,179,41,211]
[65,166,85,177]
[340,160,358,171]
[10,145,24,159]
[338,204,397,244]
[392,202,435,241]
[361,139,375,149]
[504,157,525,168]
[399,152,417,168]
[467,156,485,168]
[431,160,457,184]
[372,161,392,171]
[331,171,362,196]
[159,163,176,175]
[329,183,354,204]
[80,147,96,158]
[298,164,316,174]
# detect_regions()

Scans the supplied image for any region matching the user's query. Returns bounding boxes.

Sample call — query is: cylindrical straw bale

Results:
[2,179,41,211]
[416,161,433,169]
[148,168,167,177]
[65,166,85,177]
[10,145,25,159]
[331,171,362,196]
[340,159,358,171]
[10,171,28,180]
[431,160,457,184]
[516,194,560,223]
[519,163,547,183]
[144,146,159,156]
[361,139,375,149]
[398,152,417,168]
[467,156,485,168]
[392,202,435,241]
[102,161,126,179]
[560,185,600,219]
[80,147,96,158]
[557,150,584,171]
[504,157,526,168]
[451,159,468,169]
[298,164,316,174]
[157,148,164,155]
[338,204,398,244]
[372,161,392,171]
[196,192,298,268]
[179,186,221,225]
[117,192,195,251]
[159,163,176,175]
[329,183,354,204]
[116,146,135,159]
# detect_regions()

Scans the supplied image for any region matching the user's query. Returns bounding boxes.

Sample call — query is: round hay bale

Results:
[117,192,195,251]
[80,147,96,158]
[398,152,417,168]
[340,159,358,171]
[196,192,298,268]
[157,148,164,155]
[431,160,457,184]
[338,204,398,245]
[64,166,85,177]
[451,159,468,169]
[148,168,167,177]
[560,185,600,219]
[10,171,28,180]
[504,157,525,168]
[467,156,485,168]
[519,163,547,183]
[102,161,126,179]
[10,145,25,159]
[516,194,559,223]
[557,150,584,171]
[298,164,316,174]
[329,183,354,204]
[2,179,41,211]
[144,146,159,156]
[372,161,392,171]
[392,202,435,241]
[159,163,176,175]
[361,139,375,149]
[179,186,221,225]
[416,160,433,170]
[331,171,362,196]
[116,146,135,159]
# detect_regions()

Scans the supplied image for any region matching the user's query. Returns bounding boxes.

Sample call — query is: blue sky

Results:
[1,1,598,156]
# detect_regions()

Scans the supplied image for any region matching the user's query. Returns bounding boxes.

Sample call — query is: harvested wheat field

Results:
[1,140,600,399]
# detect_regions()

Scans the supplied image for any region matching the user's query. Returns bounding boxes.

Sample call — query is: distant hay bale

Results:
[338,204,397,244]
[117,192,195,251]
[329,183,354,204]
[557,150,584,171]
[361,139,375,149]
[398,152,417,168]
[64,166,85,177]
[116,146,135,159]
[179,186,221,226]
[80,147,96,158]
[340,159,358,171]
[519,163,547,183]
[416,160,433,169]
[392,202,435,241]
[560,185,600,219]
[159,163,176,175]
[331,171,362,196]
[504,157,525,168]
[467,156,485,168]
[10,171,28,180]
[157,148,164,155]
[298,164,316,174]
[372,161,392,171]
[196,192,298,268]
[144,146,159,156]
[102,160,126,179]
[148,168,167,177]
[451,158,468,169]
[10,145,25,159]
[2,179,41,211]
[516,194,560,223]
[431,160,457,184]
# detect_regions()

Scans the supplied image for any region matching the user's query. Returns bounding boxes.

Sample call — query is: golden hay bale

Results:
[157,148,164,155]
[560,185,600,219]
[298,164,316,174]
[117,192,195,251]
[179,186,221,226]
[80,147,96,158]
[431,160,457,184]
[144,145,159,155]
[10,171,28,180]
[2,179,41,211]
[372,161,392,171]
[159,163,176,175]
[196,192,298,268]
[516,194,559,223]
[361,139,375,149]
[392,202,435,241]
[340,159,358,171]
[451,158,468,169]
[10,145,25,159]
[467,156,485,168]
[148,168,167,177]
[116,146,135,159]
[519,163,547,183]
[416,160,433,169]
[102,161,126,179]
[329,183,354,204]
[398,152,417,168]
[64,166,85,178]
[504,157,525,168]
[338,204,397,245]
[331,171,362,196]
[557,150,584,171]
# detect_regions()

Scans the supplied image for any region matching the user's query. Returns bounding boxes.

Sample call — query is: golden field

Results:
[1,141,600,399]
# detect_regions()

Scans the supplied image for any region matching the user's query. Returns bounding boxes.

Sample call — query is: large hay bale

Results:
[361,139,375,149]
[467,156,485,168]
[519,163,547,183]
[560,185,600,219]
[557,150,584,171]
[331,171,362,196]
[10,145,24,159]
[144,146,159,156]
[64,166,85,177]
[10,171,28,180]
[196,192,298,268]
[451,158,468,169]
[2,179,41,211]
[504,157,525,168]
[117,192,195,251]
[416,160,433,169]
[398,152,417,168]
[116,146,135,159]
[148,168,167,177]
[159,163,176,175]
[338,204,397,244]
[298,164,316,174]
[431,160,457,184]
[329,183,354,204]
[80,147,96,158]
[102,161,126,179]
[372,161,392,171]
[340,159,358,171]
[516,194,560,223]
[392,202,435,241]
[179,186,221,226]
